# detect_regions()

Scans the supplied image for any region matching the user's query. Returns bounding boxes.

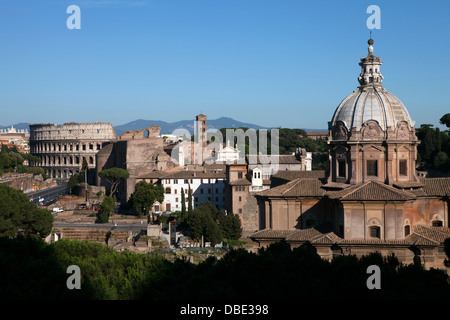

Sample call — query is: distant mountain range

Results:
[113,117,275,136]
[1,118,327,136]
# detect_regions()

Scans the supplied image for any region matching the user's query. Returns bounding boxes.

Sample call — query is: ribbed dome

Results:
[329,39,414,132]
[330,87,413,131]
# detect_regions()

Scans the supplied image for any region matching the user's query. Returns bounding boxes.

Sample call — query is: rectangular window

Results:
[432,220,443,227]
[238,172,243,179]
[399,160,407,176]
[369,226,380,239]
[338,159,346,178]
[367,160,378,176]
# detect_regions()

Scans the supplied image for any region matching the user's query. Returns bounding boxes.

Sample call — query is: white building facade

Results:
[150,170,226,213]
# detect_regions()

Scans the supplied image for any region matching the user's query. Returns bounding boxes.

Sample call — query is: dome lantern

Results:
[358,38,383,87]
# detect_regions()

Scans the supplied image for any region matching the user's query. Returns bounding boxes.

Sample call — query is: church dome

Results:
[329,39,414,133]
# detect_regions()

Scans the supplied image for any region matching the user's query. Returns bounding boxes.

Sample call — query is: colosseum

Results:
[29,122,116,180]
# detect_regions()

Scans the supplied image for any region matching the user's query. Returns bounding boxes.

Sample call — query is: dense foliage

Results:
[185,201,242,246]
[129,181,164,217]
[1,237,449,300]
[96,195,115,223]
[416,114,450,173]
[216,127,327,158]
[0,144,46,178]
[67,173,84,194]
[98,167,130,197]
[0,184,53,238]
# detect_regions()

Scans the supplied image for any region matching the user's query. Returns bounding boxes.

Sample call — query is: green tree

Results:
[98,167,130,197]
[129,181,164,217]
[68,173,84,194]
[97,195,115,223]
[189,202,223,246]
[434,151,449,171]
[440,113,450,128]
[417,124,436,165]
[0,184,53,238]
[217,210,242,241]
[187,184,193,214]
[444,237,450,268]
[181,187,186,220]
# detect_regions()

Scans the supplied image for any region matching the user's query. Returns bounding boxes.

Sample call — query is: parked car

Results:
[52,207,64,213]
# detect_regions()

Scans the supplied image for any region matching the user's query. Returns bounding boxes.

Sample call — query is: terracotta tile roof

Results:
[326,180,416,201]
[248,229,298,239]
[138,171,167,179]
[337,238,413,246]
[167,170,226,179]
[139,169,226,180]
[256,178,325,197]
[405,233,440,246]
[285,229,344,245]
[419,177,450,197]
[251,225,450,247]
[228,177,252,186]
[246,154,302,165]
[321,182,352,190]
[411,225,450,244]
[392,181,424,188]
[311,232,343,245]
[285,228,324,241]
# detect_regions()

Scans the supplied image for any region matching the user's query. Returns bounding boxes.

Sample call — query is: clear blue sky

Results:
[0,0,449,130]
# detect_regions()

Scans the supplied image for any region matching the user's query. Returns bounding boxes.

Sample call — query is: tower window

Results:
[338,159,346,178]
[367,160,378,176]
[369,226,380,239]
[399,160,407,176]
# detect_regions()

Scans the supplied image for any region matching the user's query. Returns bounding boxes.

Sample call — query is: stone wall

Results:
[0,173,34,192]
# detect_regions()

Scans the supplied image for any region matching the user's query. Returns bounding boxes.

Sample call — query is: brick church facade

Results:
[250,39,450,270]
